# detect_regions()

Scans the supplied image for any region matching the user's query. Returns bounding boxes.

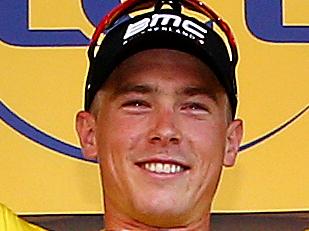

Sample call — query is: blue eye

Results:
[122,100,151,113]
[123,100,148,107]
[189,103,205,110]
[190,103,206,110]
[181,102,209,114]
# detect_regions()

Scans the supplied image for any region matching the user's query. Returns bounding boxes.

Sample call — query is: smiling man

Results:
[76,0,243,230]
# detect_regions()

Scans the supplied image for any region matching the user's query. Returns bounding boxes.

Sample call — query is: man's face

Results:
[76,49,243,227]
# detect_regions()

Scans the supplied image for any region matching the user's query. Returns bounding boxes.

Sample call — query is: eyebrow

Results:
[111,83,157,98]
[177,86,219,103]
[110,83,220,103]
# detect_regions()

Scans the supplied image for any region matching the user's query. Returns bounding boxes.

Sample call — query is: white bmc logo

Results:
[123,14,208,43]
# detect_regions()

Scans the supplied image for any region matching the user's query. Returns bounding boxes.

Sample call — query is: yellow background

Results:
[0,0,308,214]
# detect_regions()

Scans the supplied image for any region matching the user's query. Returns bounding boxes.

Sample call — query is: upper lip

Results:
[135,155,191,170]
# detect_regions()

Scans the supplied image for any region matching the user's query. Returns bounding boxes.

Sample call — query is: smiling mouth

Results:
[137,162,190,174]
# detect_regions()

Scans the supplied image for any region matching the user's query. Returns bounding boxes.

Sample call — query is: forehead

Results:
[103,49,224,93]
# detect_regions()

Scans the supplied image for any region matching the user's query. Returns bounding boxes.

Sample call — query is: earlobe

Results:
[75,111,98,160]
[223,119,244,167]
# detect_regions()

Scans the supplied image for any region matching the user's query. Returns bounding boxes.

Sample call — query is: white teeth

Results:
[171,164,176,173]
[156,163,163,173]
[145,163,150,170]
[143,163,185,174]
[150,163,156,172]
[163,164,170,173]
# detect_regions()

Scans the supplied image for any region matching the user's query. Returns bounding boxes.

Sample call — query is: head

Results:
[76,1,243,229]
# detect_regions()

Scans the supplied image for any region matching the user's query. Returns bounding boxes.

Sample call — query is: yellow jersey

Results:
[0,203,47,231]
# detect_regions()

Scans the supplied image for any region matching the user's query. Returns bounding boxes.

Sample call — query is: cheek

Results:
[95,114,146,185]
[95,113,147,158]
[181,120,227,204]
[183,119,227,162]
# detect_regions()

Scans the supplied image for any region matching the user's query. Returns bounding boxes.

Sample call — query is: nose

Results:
[148,109,182,146]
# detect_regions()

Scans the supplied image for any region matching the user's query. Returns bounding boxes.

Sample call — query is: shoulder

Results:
[0,203,47,231]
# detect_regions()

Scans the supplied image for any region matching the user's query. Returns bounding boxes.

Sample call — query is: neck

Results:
[103,204,211,231]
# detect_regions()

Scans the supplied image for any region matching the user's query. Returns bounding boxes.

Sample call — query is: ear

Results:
[223,119,244,167]
[75,111,98,160]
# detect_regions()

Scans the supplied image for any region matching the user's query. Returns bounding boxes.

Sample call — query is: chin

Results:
[136,210,190,228]
[131,194,196,227]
